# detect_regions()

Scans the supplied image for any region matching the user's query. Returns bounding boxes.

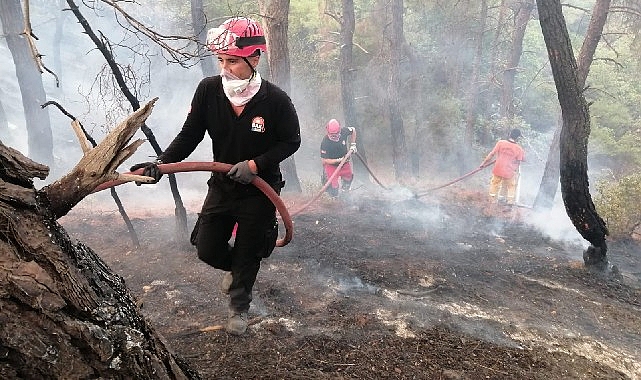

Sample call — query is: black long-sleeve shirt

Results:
[320,127,354,161]
[159,75,301,186]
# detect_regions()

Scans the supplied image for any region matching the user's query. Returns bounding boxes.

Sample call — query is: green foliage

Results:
[590,128,641,174]
[595,173,641,239]
[586,33,641,176]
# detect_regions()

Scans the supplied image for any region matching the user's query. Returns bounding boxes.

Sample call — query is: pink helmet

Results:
[206,17,267,57]
[326,119,341,141]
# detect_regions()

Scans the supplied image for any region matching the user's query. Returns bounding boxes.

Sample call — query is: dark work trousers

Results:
[196,180,278,314]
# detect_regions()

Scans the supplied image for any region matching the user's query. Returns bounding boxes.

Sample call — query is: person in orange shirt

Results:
[480,129,525,205]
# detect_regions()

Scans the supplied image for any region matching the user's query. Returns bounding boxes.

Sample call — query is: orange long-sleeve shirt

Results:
[483,139,524,179]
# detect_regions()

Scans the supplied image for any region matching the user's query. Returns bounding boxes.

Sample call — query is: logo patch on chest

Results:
[251,117,265,133]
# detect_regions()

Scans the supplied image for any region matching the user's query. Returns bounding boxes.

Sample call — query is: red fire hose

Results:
[289,150,353,217]
[414,160,495,198]
[354,152,390,190]
[93,162,293,247]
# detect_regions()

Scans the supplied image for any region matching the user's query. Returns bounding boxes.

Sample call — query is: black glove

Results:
[227,160,256,185]
[129,161,163,185]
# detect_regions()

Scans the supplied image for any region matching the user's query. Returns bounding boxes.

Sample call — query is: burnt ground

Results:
[61,187,641,380]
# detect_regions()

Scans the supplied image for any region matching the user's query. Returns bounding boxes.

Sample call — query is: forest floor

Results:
[61,185,641,380]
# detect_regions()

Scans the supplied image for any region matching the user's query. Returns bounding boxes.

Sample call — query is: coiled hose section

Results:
[93,162,293,247]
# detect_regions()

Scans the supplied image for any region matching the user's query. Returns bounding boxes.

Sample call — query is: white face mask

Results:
[221,69,262,106]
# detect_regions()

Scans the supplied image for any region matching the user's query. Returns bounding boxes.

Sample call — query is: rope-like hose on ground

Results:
[414,160,494,199]
[350,152,492,199]
[353,152,391,190]
[93,162,293,247]
[289,151,353,217]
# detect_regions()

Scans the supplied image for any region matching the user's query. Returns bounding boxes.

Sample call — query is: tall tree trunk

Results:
[339,0,369,173]
[482,0,508,146]
[534,124,562,208]
[339,0,357,132]
[402,43,422,177]
[190,0,215,77]
[499,0,534,119]
[0,103,199,378]
[536,0,609,265]
[464,0,488,150]
[576,0,611,84]
[490,0,509,75]
[533,0,612,209]
[0,0,54,166]
[258,0,301,192]
[388,0,410,181]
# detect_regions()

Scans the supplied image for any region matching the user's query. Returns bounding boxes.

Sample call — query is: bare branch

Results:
[21,0,60,86]
[98,0,203,66]
[560,3,591,13]
[591,56,625,68]
[41,100,98,147]
[43,98,158,219]
[353,42,370,54]
[609,6,641,17]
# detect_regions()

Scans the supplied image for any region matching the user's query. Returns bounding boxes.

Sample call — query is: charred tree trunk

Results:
[0,102,199,378]
[259,0,302,193]
[536,0,609,266]
[0,0,54,166]
[533,0,612,210]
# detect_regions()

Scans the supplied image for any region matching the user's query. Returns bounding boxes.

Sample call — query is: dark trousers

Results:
[195,187,278,314]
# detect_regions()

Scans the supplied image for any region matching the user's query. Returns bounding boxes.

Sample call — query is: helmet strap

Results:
[243,57,257,78]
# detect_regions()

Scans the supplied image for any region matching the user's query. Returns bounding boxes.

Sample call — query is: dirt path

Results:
[62,189,641,379]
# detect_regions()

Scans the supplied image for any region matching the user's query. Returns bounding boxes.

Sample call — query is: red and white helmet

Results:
[326,119,341,141]
[206,17,267,57]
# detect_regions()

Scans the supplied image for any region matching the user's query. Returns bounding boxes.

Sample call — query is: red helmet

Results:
[326,119,341,141]
[207,17,267,57]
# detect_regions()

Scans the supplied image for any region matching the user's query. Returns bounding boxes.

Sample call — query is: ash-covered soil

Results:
[62,188,641,379]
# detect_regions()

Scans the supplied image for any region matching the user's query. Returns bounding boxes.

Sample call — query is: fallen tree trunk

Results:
[0,99,200,378]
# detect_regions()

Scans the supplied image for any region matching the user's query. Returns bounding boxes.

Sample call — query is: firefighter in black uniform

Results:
[320,119,357,196]
[130,17,301,335]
